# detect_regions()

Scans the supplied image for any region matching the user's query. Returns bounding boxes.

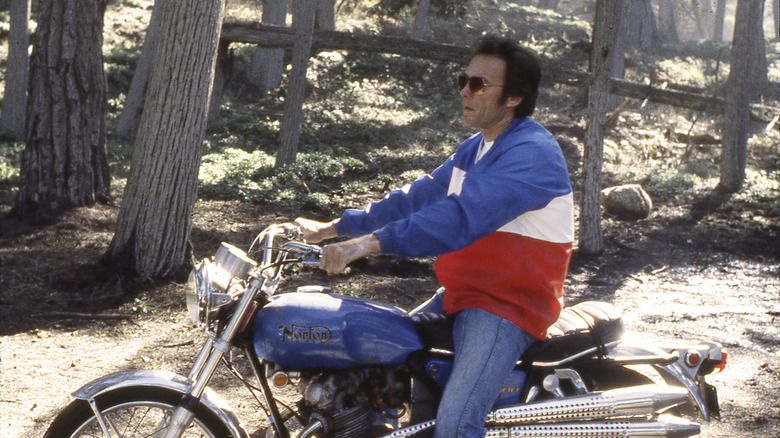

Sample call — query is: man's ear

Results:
[506,95,523,108]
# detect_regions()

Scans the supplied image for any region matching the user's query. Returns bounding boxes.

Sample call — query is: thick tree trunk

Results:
[0,0,30,137]
[581,0,623,255]
[275,0,316,168]
[248,0,287,90]
[719,0,763,192]
[106,0,225,279]
[113,0,164,138]
[14,0,111,219]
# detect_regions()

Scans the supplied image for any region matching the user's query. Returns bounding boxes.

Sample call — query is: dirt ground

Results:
[0,185,778,438]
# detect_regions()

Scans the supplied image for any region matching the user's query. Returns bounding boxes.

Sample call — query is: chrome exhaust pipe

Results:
[487,384,690,424]
[485,415,701,437]
[380,385,693,438]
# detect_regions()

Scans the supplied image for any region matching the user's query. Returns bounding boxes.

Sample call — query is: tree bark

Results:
[412,0,431,39]
[581,0,623,255]
[538,0,560,10]
[773,0,779,41]
[113,0,164,138]
[622,0,659,49]
[106,0,225,279]
[592,0,626,110]
[275,0,316,168]
[14,0,111,219]
[719,0,763,192]
[0,0,30,137]
[691,0,715,40]
[657,0,680,43]
[315,0,336,31]
[713,0,726,42]
[248,0,287,90]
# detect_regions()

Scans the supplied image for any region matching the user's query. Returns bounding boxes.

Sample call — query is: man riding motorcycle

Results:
[294,34,573,438]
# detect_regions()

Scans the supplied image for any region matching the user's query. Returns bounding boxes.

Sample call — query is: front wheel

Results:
[43,387,233,438]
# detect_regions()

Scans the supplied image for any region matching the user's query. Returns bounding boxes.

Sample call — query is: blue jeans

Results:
[412,289,537,438]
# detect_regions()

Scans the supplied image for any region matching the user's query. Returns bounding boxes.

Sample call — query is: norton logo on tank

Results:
[279,324,333,343]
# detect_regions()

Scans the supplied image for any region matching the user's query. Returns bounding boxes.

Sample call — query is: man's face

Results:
[460,54,521,141]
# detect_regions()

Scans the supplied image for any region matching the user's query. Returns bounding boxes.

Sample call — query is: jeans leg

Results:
[433,309,536,438]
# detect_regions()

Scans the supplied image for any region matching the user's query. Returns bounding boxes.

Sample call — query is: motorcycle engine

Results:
[296,368,408,438]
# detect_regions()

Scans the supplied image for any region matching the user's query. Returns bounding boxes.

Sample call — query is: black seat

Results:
[411,301,624,362]
[523,301,624,363]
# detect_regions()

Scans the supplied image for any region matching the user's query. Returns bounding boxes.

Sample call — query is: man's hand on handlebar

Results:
[293,218,339,243]
[320,234,381,276]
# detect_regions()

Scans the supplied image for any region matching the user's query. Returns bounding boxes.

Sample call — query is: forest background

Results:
[0,0,779,437]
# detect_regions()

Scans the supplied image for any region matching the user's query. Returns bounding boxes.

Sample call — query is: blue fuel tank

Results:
[252,292,425,370]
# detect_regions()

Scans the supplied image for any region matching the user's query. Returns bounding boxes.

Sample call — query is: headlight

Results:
[186,259,235,327]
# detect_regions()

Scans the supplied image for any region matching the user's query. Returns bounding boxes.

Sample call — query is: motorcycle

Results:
[44,223,727,438]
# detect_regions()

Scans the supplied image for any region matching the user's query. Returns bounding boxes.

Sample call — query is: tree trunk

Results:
[106,0,225,279]
[538,0,560,10]
[591,0,627,110]
[275,0,316,168]
[14,0,111,219]
[113,0,164,138]
[0,0,30,137]
[719,0,763,192]
[315,0,336,31]
[773,0,779,41]
[209,40,232,121]
[622,0,659,49]
[713,0,726,41]
[657,0,680,43]
[691,0,714,40]
[581,0,623,256]
[412,0,431,39]
[249,0,287,90]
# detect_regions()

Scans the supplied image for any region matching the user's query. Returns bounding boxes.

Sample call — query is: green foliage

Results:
[103,45,141,101]
[132,296,156,314]
[735,169,780,209]
[642,168,700,199]
[0,139,24,182]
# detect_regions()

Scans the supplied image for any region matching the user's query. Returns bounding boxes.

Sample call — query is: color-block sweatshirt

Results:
[335,117,574,340]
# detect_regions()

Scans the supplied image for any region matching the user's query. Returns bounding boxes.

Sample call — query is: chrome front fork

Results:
[158,276,265,438]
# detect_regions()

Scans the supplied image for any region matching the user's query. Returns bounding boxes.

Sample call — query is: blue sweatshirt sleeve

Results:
[375,129,571,257]
[335,155,456,238]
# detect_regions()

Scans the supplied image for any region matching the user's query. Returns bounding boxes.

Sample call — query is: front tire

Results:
[43,387,233,438]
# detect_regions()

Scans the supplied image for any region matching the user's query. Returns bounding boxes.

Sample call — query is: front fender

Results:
[71,369,249,438]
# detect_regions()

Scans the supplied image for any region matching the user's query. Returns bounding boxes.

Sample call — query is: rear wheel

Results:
[43,387,232,438]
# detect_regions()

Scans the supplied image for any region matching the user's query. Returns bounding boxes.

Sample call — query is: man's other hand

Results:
[320,234,381,275]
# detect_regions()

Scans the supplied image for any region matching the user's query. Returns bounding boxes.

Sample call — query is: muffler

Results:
[380,385,694,438]
[485,415,701,437]
[487,384,690,424]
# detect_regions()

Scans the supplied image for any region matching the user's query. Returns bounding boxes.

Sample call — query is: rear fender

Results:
[609,340,716,421]
[71,369,249,438]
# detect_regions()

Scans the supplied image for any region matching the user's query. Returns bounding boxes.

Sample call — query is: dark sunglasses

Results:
[458,74,503,94]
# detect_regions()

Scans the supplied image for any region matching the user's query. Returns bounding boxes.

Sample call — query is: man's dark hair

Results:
[474,35,542,118]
